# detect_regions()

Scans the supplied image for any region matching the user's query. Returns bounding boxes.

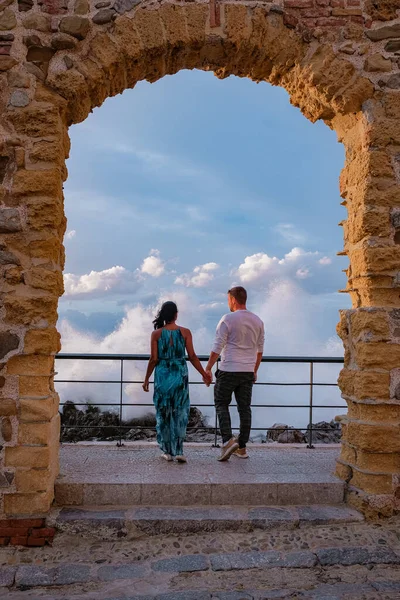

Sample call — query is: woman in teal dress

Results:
[142,301,211,462]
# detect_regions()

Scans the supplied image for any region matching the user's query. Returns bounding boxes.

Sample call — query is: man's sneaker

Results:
[218,438,239,461]
[233,448,249,459]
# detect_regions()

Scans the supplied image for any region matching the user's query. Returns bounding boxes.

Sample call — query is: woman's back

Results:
[157,328,186,361]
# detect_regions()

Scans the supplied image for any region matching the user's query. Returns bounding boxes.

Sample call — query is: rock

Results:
[63,55,73,69]
[92,8,115,24]
[74,0,89,14]
[0,32,13,40]
[0,332,19,359]
[25,61,46,81]
[59,16,90,40]
[305,420,341,444]
[22,13,51,32]
[96,1,111,6]
[18,0,34,11]
[51,33,78,50]
[366,24,400,42]
[0,8,16,30]
[277,428,305,444]
[385,40,400,53]
[1,417,12,442]
[364,54,392,73]
[8,70,30,87]
[0,208,22,233]
[266,423,289,442]
[113,0,140,15]
[386,73,400,89]
[0,249,20,265]
[9,90,30,107]
[339,42,355,55]
[27,45,56,62]
[365,0,400,22]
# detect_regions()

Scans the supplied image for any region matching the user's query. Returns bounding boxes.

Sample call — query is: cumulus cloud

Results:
[236,248,319,284]
[64,266,140,298]
[140,249,165,278]
[175,262,219,288]
[66,230,76,240]
[319,256,332,266]
[274,223,307,245]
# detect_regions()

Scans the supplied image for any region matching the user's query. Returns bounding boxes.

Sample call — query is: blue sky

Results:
[59,68,350,355]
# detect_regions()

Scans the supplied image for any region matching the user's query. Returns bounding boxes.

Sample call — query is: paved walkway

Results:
[1,515,400,599]
[56,444,343,506]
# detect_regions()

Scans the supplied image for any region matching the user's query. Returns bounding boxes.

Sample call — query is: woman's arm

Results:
[184,329,211,386]
[142,332,159,392]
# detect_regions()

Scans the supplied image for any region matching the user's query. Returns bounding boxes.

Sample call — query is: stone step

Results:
[50,505,364,540]
[55,480,345,507]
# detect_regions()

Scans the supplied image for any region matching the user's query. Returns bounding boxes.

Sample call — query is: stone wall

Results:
[0,0,399,527]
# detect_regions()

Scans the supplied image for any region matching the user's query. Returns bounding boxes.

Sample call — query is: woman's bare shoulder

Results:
[179,326,191,337]
[151,329,162,340]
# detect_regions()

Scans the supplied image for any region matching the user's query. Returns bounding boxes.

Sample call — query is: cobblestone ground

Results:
[0,516,400,599]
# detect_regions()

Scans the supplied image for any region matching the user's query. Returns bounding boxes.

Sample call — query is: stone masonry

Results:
[0,0,399,533]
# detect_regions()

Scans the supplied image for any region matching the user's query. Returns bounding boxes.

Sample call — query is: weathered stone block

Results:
[8,106,62,137]
[5,446,51,468]
[351,470,394,495]
[0,8,17,30]
[350,310,390,341]
[7,355,54,376]
[3,490,53,516]
[24,328,60,355]
[27,198,64,231]
[354,371,391,399]
[22,13,51,31]
[347,400,400,423]
[24,268,64,295]
[18,419,58,445]
[350,247,400,277]
[19,376,52,397]
[15,469,51,493]
[355,342,400,370]
[0,207,22,233]
[5,296,58,327]
[19,397,58,422]
[345,421,400,452]
[12,169,62,197]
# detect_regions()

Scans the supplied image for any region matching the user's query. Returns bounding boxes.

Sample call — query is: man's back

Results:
[212,309,265,372]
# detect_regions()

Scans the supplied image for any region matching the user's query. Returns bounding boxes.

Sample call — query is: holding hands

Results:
[202,369,213,387]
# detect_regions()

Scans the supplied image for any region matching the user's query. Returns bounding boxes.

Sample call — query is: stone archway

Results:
[0,0,399,522]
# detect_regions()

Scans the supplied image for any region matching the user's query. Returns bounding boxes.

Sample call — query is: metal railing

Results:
[55,354,345,449]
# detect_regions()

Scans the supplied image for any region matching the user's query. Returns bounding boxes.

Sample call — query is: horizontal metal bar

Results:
[59,402,346,409]
[55,380,339,387]
[61,426,340,432]
[56,353,344,364]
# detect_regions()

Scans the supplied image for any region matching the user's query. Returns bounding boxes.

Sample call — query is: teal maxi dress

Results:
[153,328,190,456]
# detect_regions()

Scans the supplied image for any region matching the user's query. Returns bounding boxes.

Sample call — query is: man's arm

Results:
[206,320,228,376]
[254,323,265,382]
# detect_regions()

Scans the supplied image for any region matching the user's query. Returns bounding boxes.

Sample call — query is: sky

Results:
[56,69,350,430]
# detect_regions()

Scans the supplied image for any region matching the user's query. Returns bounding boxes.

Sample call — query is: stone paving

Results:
[0,512,399,599]
[56,445,343,506]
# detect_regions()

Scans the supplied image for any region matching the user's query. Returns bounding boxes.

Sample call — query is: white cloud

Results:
[236,248,319,284]
[140,249,165,278]
[64,266,139,298]
[319,256,332,266]
[66,230,76,240]
[296,267,311,279]
[274,223,307,245]
[175,262,219,288]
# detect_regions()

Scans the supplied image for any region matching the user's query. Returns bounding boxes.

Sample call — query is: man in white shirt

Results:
[206,286,265,461]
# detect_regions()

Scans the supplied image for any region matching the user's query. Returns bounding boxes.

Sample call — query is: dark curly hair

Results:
[153,301,178,330]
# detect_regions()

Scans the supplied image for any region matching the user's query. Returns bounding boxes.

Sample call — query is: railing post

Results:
[307,361,314,449]
[117,358,124,447]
